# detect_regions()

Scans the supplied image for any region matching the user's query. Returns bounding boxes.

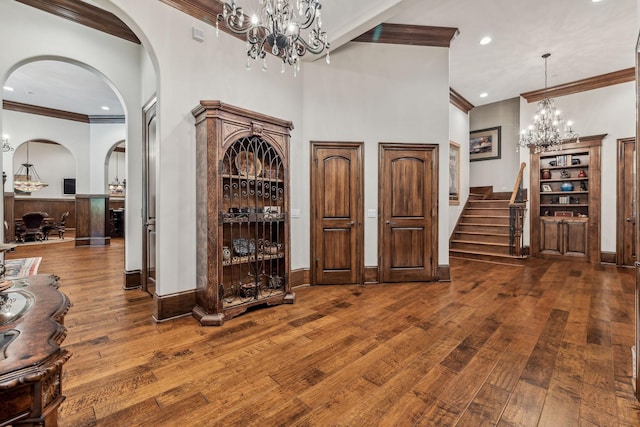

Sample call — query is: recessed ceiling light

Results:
[480,36,492,45]
[592,0,602,2]
[101,106,110,111]
[3,86,14,91]
[480,92,488,98]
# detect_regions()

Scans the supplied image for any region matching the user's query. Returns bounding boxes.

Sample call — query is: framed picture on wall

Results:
[469,126,501,162]
[449,141,460,205]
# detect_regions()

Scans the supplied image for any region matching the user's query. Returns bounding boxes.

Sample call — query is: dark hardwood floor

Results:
[8,241,640,426]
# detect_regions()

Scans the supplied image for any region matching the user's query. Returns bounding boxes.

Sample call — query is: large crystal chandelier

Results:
[518,53,579,153]
[217,0,330,75]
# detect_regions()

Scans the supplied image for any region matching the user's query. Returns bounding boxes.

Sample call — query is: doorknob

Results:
[386,221,397,225]
[349,221,355,226]
[626,217,636,224]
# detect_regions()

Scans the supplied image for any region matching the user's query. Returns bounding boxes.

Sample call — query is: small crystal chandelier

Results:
[518,53,579,153]
[14,141,47,192]
[1,134,13,152]
[217,0,330,75]
[108,150,125,196]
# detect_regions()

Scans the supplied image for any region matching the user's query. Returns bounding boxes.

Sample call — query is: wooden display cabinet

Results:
[191,101,295,326]
[530,134,603,263]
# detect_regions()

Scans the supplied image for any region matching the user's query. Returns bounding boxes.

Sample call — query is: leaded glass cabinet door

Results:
[192,101,294,326]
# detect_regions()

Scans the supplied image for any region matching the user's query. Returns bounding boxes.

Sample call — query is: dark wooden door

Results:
[379,144,437,283]
[617,137,636,266]
[311,142,363,285]
[142,98,157,296]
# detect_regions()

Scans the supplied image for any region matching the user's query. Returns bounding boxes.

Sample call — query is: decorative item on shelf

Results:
[579,181,588,191]
[560,169,570,179]
[570,197,580,204]
[269,275,283,289]
[261,242,283,255]
[572,158,581,165]
[264,205,281,219]
[541,169,551,180]
[517,53,579,153]
[262,163,281,179]
[542,184,553,192]
[232,237,256,256]
[235,151,262,178]
[240,276,257,298]
[560,182,574,192]
[222,246,231,262]
[578,169,587,178]
[554,211,574,217]
[549,160,557,166]
[216,0,330,75]
[543,209,551,216]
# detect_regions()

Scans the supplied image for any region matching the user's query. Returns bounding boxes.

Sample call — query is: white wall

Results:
[449,104,470,236]
[0,1,143,273]
[89,123,126,193]
[104,0,304,295]
[303,42,450,266]
[519,81,635,252]
[469,97,521,192]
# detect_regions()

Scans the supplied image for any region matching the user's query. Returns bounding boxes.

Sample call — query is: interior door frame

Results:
[141,96,157,295]
[310,141,364,286]
[634,36,640,401]
[617,137,636,266]
[377,142,439,283]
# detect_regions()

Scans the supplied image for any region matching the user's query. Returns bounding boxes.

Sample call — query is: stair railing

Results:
[509,162,527,257]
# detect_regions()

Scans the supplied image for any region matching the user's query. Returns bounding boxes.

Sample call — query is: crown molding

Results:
[88,115,126,124]
[3,100,89,123]
[353,23,459,48]
[449,88,474,114]
[520,67,634,103]
[16,0,140,44]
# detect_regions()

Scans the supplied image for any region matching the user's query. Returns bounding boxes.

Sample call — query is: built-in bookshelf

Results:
[530,135,604,263]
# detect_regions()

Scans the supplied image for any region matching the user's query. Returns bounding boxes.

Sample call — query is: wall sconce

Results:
[2,135,13,152]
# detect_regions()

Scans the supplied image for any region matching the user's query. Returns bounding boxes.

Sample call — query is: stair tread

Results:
[450,248,526,258]
[451,240,510,247]
[454,231,510,237]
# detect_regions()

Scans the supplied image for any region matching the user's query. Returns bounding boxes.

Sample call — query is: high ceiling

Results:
[2,0,636,115]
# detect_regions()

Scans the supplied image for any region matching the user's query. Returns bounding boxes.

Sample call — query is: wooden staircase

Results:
[450,192,528,266]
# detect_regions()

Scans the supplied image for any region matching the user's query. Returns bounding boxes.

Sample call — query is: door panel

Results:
[565,220,588,257]
[379,144,437,283]
[618,138,636,266]
[311,143,363,285]
[142,98,157,295]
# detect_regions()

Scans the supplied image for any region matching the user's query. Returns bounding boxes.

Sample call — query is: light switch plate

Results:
[367,209,377,218]
[192,27,205,42]
[291,209,300,218]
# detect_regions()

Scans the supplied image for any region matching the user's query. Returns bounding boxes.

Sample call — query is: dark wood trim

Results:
[437,265,451,282]
[88,115,126,124]
[450,88,474,113]
[600,252,617,264]
[290,268,306,287]
[364,266,378,284]
[75,194,110,247]
[123,269,141,290]
[153,289,197,321]
[192,100,294,130]
[353,23,458,48]
[16,0,140,44]
[3,100,89,123]
[521,68,634,103]
[617,137,635,266]
[159,0,243,41]
[3,193,15,244]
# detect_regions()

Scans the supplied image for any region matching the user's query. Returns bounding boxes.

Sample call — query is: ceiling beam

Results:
[353,23,459,48]
[520,68,634,103]
[15,0,140,44]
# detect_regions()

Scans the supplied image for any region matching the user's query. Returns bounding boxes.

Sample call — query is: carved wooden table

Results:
[0,275,71,426]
